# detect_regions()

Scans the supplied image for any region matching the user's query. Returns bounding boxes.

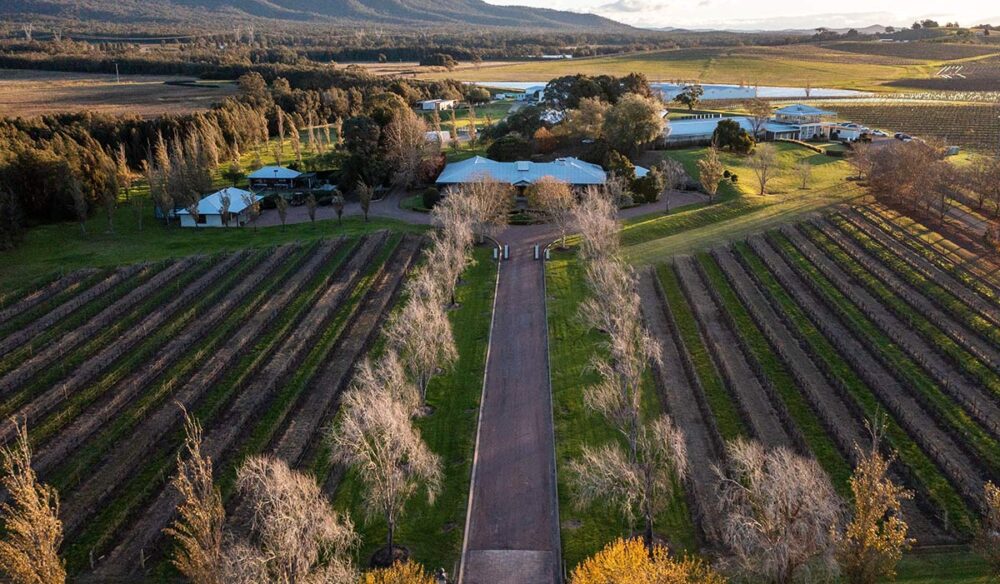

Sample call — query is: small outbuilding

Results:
[177,187,260,228]
[247,166,301,190]
[418,99,458,111]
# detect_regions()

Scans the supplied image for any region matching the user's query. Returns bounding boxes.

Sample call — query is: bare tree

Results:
[383,109,430,187]
[297,195,313,225]
[660,158,686,214]
[0,421,65,584]
[274,195,288,230]
[571,417,687,554]
[331,193,345,225]
[572,186,620,262]
[218,192,232,227]
[837,423,913,584]
[745,98,772,140]
[424,232,473,307]
[163,411,225,584]
[356,180,374,222]
[441,178,513,243]
[698,147,725,204]
[848,142,875,181]
[384,296,458,403]
[749,143,779,196]
[795,160,813,190]
[69,179,88,235]
[328,387,442,560]
[350,352,421,414]
[715,438,842,584]
[975,481,1000,578]
[229,456,357,583]
[525,177,575,248]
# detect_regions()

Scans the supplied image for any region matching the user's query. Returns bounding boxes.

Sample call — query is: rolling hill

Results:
[3,0,630,30]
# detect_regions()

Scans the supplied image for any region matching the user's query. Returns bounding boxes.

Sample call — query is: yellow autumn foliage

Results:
[571,538,725,584]
[362,561,435,584]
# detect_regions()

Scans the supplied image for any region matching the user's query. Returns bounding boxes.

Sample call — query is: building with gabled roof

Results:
[247,165,301,190]
[436,156,606,188]
[177,187,260,228]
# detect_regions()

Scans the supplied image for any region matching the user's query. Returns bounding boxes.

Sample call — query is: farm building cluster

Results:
[662,104,877,146]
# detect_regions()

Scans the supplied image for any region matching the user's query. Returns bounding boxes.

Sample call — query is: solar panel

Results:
[516,161,530,172]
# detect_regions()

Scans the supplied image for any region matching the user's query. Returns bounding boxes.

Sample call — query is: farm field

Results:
[0,69,236,118]
[419,45,942,90]
[0,231,445,579]
[620,203,1000,578]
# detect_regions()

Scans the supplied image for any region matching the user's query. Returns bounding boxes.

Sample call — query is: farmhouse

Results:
[662,104,872,145]
[418,99,457,111]
[247,165,301,190]
[177,187,260,228]
[436,156,648,189]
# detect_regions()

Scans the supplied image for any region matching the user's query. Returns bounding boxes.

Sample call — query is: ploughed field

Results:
[0,231,421,579]
[639,204,1000,547]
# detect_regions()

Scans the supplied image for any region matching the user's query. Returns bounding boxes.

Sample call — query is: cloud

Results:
[597,0,670,13]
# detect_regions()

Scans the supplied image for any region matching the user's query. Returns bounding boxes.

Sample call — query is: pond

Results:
[470,81,870,100]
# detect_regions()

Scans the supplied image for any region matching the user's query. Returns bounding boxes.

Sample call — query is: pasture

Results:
[0,69,237,118]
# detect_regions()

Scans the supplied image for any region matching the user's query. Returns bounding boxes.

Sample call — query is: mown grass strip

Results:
[656,263,746,441]
[545,252,695,570]
[619,199,754,248]
[755,236,974,534]
[330,245,497,571]
[799,223,1000,478]
[696,252,853,495]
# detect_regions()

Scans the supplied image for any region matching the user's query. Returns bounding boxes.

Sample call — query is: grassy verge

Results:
[696,252,853,496]
[761,234,974,534]
[547,251,696,569]
[655,264,746,441]
[331,246,497,572]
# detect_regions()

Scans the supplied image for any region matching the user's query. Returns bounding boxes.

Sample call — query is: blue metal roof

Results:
[436,157,607,186]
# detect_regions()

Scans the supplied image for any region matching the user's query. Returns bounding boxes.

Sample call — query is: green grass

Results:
[419,102,512,131]
[655,263,746,441]
[546,251,695,569]
[695,252,853,496]
[896,548,994,583]
[798,223,1000,480]
[761,233,975,534]
[421,45,930,91]
[331,246,497,572]
[624,144,860,264]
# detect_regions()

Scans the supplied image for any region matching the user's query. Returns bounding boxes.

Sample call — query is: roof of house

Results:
[177,188,259,216]
[436,156,607,186]
[247,166,301,180]
[665,116,756,139]
[774,104,835,117]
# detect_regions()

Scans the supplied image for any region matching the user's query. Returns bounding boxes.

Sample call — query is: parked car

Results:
[871,130,888,137]
[894,132,913,141]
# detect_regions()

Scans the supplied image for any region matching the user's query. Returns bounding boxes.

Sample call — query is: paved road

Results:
[461,235,560,584]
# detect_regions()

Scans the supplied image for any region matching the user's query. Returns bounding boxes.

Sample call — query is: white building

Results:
[516,86,546,102]
[177,188,260,228]
[247,166,301,190]
[418,99,457,111]
[436,156,648,189]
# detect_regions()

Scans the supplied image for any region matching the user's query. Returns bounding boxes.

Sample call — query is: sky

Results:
[484,0,998,31]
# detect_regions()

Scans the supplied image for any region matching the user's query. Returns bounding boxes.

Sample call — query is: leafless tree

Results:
[456,178,514,243]
[526,177,575,248]
[698,147,725,204]
[229,456,357,584]
[351,352,421,414]
[745,98,773,139]
[848,142,875,181]
[0,421,65,584]
[384,296,458,403]
[69,179,88,235]
[424,232,473,307]
[163,411,225,584]
[749,143,779,196]
[572,187,620,262]
[837,422,913,584]
[331,193,345,225]
[715,438,842,584]
[975,481,1000,578]
[356,180,374,222]
[660,158,686,214]
[571,416,687,554]
[328,387,442,557]
[795,160,813,190]
[274,195,288,230]
[305,194,317,223]
[383,109,430,187]
[218,192,232,227]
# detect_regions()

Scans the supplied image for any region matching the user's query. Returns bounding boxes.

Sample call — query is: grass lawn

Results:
[419,102,513,131]
[420,46,930,91]
[624,143,862,264]
[896,548,993,583]
[546,250,696,569]
[331,246,497,573]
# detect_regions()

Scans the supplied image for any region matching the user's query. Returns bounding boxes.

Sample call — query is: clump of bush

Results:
[422,187,441,209]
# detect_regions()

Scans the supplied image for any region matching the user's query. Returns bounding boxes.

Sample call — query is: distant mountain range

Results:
[3,0,630,30]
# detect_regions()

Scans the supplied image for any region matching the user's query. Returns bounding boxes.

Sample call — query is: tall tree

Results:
[329,386,441,561]
[525,177,575,248]
[602,93,665,157]
[384,296,458,403]
[697,147,725,204]
[163,411,225,584]
[749,143,779,196]
[0,422,65,584]
[745,98,773,139]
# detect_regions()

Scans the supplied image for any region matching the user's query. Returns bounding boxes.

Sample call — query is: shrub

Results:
[486,133,533,162]
[421,187,441,209]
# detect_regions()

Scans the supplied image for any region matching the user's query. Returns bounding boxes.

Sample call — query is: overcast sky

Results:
[484,0,997,30]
